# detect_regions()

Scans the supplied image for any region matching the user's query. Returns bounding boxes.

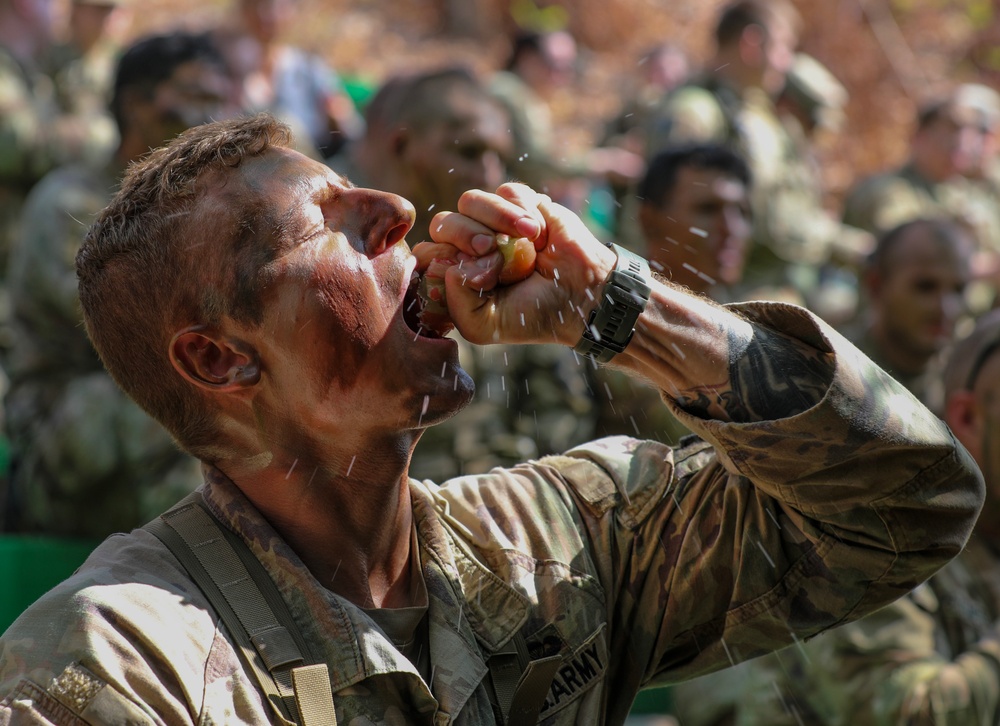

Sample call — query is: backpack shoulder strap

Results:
[145,493,337,726]
[487,629,561,724]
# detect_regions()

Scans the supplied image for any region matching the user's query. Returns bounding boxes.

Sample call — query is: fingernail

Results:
[472,234,493,255]
[515,216,541,239]
[472,255,494,271]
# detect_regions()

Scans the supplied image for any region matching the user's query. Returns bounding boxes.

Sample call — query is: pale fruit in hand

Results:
[496,234,536,285]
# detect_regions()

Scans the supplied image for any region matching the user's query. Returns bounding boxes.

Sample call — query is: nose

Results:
[723,204,751,244]
[941,290,966,324]
[479,151,507,191]
[344,188,415,257]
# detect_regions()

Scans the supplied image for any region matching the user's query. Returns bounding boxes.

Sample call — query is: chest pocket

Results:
[532,624,608,721]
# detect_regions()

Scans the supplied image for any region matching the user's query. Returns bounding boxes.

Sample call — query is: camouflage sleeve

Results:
[7,166,105,338]
[0,531,263,725]
[841,174,929,237]
[558,302,982,689]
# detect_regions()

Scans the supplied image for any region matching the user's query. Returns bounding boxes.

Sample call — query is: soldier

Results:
[0,113,982,724]
[334,67,594,481]
[1,30,236,539]
[847,218,972,413]
[949,82,1000,315]
[590,144,752,448]
[43,0,130,148]
[643,1,871,315]
[712,307,1000,726]
[776,52,848,142]
[0,0,117,277]
[488,29,642,201]
[774,53,867,325]
[228,0,363,158]
[842,90,984,238]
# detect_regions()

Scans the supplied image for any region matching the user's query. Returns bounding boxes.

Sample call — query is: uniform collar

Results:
[198,467,530,717]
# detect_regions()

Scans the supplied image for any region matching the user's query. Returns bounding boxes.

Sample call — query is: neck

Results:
[218,429,421,609]
[710,50,759,93]
[869,324,932,377]
[909,152,951,184]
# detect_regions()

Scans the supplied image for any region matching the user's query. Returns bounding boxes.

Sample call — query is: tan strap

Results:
[292,665,339,726]
[145,493,337,725]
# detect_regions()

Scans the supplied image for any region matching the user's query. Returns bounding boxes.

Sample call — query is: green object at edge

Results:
[0,535,97,633]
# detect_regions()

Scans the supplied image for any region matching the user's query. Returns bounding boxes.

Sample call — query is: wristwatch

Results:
[573,243,651,363]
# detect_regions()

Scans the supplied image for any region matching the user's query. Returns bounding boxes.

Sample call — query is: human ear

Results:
[945,390,980,454]
[389,127,411,159]
[169,327,261,392]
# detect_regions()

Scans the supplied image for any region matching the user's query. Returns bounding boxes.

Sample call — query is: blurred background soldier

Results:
[774,52,868,323]
[0,0,119,337]
[1,29,235,539]
[843,89,982,237]
[43,0,129,153]
[949,82,1000,315]
[644,0,871,314]
[847,217,972,413]
[590,143,752,446]
[218,0,363,158]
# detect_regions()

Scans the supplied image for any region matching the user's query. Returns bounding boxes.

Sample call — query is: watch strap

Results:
[573,244,651,363]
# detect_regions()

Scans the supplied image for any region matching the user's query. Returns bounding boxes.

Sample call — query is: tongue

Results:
[415,273,453,337]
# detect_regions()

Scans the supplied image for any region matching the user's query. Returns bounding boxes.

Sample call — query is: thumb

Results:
[441,252,504,345]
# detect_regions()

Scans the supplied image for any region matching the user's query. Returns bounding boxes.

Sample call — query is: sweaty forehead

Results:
[197,148,340,253]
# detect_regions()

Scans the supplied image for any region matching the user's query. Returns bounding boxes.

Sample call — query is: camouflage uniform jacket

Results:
[723,534,1000,726]
[842,163,966,237]
[0,303,984,725]
[0,45,114,273]
[847,322,946,415]
[1,160,202,538]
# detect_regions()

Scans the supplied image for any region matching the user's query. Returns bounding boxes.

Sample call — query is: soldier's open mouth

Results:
[403,273,446,339]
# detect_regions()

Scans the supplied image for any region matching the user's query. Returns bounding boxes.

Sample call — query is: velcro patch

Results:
[538,626,607,717]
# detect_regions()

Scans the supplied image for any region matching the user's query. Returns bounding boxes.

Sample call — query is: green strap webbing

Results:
[487,631,561,724]
[145,493,337,726]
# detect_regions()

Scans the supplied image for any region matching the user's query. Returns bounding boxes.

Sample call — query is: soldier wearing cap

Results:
[643,1,872,317]
[777,52,848,139]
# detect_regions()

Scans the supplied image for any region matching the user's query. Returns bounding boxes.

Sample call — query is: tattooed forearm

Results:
[674,324,833,422]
